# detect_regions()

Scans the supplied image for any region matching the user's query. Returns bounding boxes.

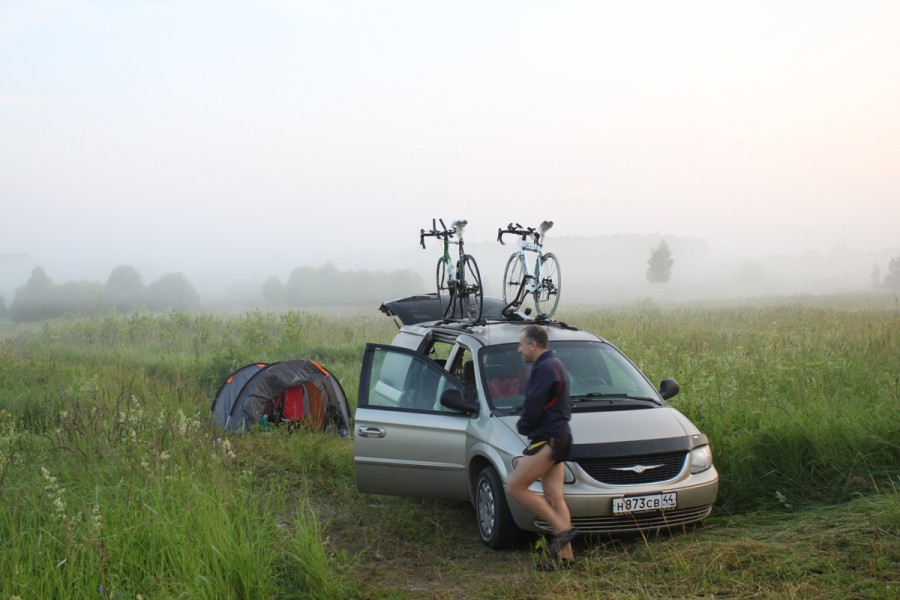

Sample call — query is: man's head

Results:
[517,325,549,363]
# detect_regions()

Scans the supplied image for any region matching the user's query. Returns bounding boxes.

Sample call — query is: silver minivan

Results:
[354,296,719,548]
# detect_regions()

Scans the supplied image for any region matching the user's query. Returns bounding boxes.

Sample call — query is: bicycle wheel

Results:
[436,257,454,319]
[458,254,484,322]
[502,253,527,306]
[534,252,561,318]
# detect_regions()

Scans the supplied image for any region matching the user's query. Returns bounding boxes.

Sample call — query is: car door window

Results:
[364,345,465,413]
[448,348,478,401]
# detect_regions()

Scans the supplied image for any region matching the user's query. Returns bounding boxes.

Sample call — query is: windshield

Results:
[479,340,661,412]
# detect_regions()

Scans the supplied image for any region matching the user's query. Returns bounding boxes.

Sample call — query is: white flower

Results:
[91,503,103,532]
[41,466,56,484]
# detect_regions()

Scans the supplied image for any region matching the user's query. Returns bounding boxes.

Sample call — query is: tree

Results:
[646,240,674,284]
[145,273,201,312]
[57,280,104,316]
[105,265,145,312]
[871,264,882,290]
[0,296,6,320]
[9,267,57,322]
[884,254,900,291]
[261,276,286,307]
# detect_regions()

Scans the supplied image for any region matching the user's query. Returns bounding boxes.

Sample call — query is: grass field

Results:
[0,295,897,598]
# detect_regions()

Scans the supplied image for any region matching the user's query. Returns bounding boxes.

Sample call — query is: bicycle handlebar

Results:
[497,222,544,245]
[420,218,457,249]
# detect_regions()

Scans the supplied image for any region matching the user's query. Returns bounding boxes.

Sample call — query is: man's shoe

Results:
[548,528,580,557]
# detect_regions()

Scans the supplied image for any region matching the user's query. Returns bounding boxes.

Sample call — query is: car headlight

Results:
[690,445,713,474]
[512,456,576,484]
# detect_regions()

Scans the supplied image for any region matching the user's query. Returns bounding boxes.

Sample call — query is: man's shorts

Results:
[523,433,573,463]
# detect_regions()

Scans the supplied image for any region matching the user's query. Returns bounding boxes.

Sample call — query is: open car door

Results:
[354,343,473,500]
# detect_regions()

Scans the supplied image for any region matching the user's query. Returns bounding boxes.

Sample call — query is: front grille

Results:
[575,451,688,485]
[535,505,713,534]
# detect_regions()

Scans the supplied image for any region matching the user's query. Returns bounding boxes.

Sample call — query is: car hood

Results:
[380,293,508,326]
[498,407,699,445]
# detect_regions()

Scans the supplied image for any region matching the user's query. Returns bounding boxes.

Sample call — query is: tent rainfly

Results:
[211,360,351,436]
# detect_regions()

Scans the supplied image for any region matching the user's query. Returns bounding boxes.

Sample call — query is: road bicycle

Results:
[497,220,561,319]
[420,218,484,322]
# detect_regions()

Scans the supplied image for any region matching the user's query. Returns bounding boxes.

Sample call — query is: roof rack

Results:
[435,313,577,331]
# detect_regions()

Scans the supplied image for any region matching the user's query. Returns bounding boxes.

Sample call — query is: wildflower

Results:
[41,467,68,518]
[220,438,236,460]
[41,466,56,485]
[91,503,103,533]
[176,409,189,435]
[54,496,67,517]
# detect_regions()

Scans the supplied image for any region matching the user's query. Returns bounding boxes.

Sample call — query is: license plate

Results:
[612,492,677,515]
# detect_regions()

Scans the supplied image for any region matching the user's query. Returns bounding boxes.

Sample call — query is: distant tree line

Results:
[260,263,422,308]
[6,266,200,322]
[3,263,424,322]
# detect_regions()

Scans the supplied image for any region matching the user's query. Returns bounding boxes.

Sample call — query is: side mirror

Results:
[440,388,478,415]
[658,379,680,400]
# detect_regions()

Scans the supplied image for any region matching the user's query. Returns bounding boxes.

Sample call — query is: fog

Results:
[2,1,898,307]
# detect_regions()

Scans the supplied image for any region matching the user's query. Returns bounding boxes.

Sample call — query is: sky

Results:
[1,0,898,284]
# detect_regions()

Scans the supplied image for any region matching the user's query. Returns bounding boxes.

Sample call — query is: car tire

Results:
[475,466,521,549]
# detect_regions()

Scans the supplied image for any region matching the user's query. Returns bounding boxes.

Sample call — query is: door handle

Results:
[357,426,386,438]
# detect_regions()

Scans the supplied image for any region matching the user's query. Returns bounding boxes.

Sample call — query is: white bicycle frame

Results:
[510,221,552,294]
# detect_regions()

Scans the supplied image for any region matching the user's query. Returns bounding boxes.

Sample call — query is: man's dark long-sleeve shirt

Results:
[516,350,571,441]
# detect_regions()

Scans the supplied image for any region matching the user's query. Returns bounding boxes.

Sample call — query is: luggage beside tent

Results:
[211,360,351,437]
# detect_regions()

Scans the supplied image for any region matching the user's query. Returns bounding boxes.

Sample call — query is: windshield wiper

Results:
[572,392,661,405]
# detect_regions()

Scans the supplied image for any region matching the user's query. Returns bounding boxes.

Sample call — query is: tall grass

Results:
[562,297,899,512]
[0,299,897,597]
[0,310,388,599]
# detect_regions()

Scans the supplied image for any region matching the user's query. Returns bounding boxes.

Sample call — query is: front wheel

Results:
[502,253,527,306]
[475,466,522,549]
[458,254,483,322]
[436,257,453,319]
[534,252,561,318]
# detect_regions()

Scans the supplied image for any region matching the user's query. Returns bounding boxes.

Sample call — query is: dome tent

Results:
[212,360,351,437]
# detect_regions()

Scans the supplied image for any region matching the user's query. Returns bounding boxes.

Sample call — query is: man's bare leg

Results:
[541,461,574,560]
[508,445,574,559]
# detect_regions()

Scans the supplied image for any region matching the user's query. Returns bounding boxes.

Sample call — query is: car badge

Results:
[611,464,663,474]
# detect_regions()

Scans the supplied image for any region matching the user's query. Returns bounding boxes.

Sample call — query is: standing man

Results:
[507,324,578,565]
